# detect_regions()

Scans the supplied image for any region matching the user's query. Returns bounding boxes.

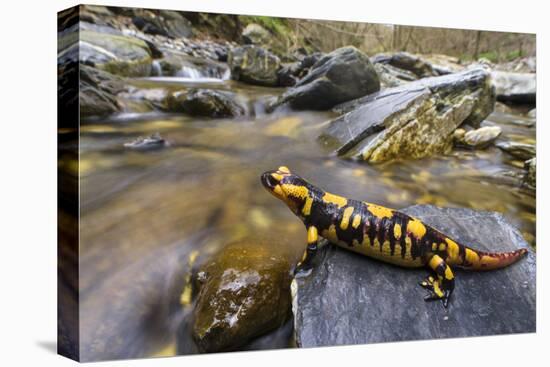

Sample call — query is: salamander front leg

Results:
[419,254,455,308]
[295,226,318,276]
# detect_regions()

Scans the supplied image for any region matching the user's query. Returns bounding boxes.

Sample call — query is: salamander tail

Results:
[458,246,528,271]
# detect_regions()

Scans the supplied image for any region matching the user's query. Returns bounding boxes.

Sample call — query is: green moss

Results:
[239,15,291,37]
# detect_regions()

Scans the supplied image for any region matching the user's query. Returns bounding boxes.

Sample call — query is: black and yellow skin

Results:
[261,166,528,308]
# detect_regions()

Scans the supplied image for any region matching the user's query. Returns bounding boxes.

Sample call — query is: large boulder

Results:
[165,89,245,118]
[79,29,153,77]
[242,23,271,46]
[228,45,281,86]
[491,71,536,104]
[192,239,293,352]
[319,68,495,163]
[132,9,193,39]
[79,64,126,118]
[270,46,380,110]
[292,205,535,348]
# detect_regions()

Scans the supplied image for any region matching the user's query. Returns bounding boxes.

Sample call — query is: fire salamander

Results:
[261,166,528,307]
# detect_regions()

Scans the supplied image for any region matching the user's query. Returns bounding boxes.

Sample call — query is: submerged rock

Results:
[292,205,535,348]
[166,89,245,118]
[228,45,281,86]
[192,239,293,352]
[454,126,502,149]
[320,68,495,163]
[270,46,380,110]
[123,132,168,150]
[496,141,536,160]
[492,71,536,104]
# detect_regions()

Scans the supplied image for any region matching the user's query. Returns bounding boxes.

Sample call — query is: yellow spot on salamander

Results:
[340,207,355,230]
[302,196,313,216]
[465,248,480,265]
[278,166,290,173]
[352,239,360,247]
[282,184,308,199]
[439,243,447,252]
[322,224,338,243]
[445,238,460,262]
[307,226,318,245]
[407,218,427,239]
[271,172,284,181]
[352,214,362,229]
[322,192,347,208]
[366,203,394,219]
[428,255,443,269]
[432,242,438,251]
[394,223,402,240]
[444,266,454,280]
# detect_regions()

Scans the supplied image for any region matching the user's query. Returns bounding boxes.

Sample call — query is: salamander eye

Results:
[265,174,280,188]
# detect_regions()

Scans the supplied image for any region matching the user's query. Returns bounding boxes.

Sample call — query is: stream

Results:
[77,72,535,358]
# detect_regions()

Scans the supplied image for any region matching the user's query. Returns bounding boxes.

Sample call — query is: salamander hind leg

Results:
[419,254,455,308]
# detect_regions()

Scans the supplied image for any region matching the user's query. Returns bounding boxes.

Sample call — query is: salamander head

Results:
[261,166,311,215]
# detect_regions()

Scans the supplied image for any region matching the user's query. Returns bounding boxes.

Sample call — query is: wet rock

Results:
[494,101,515,114]
[496,141,536,160]
[270,46,380,110]
[192,239,292,352]
[166,89,245,118]
[374,63,417,88]
[527,108,536,118]
[495,56,536,74]
[155,51,229,78]
[454,126,502,149]
[320,68,495,163]
[79,64,126,118]
[80,28,153,77]
[371,52,441,78]
[277,53,323,87]
[524,157,536,188]
[123,132,168,150]
[228,45,281,86]
[292,205,535,348]
[132,9,193,39]
[492,71,536,104]
[242,23,271,46]
[80,5,114,26]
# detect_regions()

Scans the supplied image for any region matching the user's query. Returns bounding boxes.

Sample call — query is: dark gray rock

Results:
[492,71,536,104]
[123,132,168,150]
[228,45,281,86]
[371,52,442,78]
[292,205,535,348]
[373,63,418,88]
[496,141,536,160]
[132,10,193,39]
[270,47,379,111]
[320,68,495,163]
[79,64,126,118]
[166,89,245,118]
[277,53,323,87]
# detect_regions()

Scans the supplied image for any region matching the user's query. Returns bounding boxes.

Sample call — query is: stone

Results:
[492,71,536,104]
[192,239,293,352]
[292,205,535,348]
[270,46,380,110]
[79,28,153,77]
[132,9,193,39]
[374,63,417,88]
[524,158,536,188]
[242,23,271,45]
[79,64,126,118]
[228,45,281,86]
[320,68,495,163]
[155,51,229,79]
[123,132,168,150]
[371,52,440,78]
[456,126,502,148]
[496,141,536,160]
[166,89,245,118]
[527,108,536,118]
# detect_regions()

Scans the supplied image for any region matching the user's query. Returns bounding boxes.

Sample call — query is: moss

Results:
[239,15,291,37]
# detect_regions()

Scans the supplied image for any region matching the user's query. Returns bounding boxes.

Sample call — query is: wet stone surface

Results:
[292,205,535,347]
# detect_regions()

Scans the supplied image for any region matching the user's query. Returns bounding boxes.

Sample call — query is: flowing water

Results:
[76,75,536,358]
